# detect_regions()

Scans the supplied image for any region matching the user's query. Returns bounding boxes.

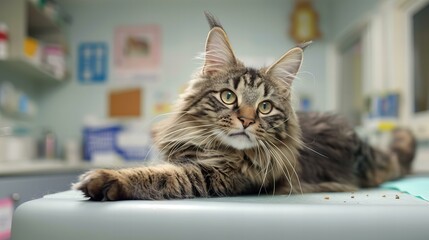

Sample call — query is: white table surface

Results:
[11,189,429,240]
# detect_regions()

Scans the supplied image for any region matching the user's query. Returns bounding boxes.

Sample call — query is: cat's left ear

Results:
[265,42,310,85]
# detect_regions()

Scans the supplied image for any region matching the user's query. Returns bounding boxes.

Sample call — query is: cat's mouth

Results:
[229,131,250,139]
[219,130,256,150]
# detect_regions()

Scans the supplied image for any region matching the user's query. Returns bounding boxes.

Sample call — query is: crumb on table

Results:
[351,196,355,199]
[324,196,330,200]
[382,195,386,198]
[395,195,400,199]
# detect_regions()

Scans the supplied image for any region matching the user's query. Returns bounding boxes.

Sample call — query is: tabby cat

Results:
[73,12,416,200]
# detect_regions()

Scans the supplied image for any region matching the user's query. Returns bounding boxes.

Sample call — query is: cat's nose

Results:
[238,105,256,128]
[238,116,255,128]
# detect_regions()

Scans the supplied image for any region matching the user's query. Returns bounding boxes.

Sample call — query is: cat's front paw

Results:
[73,169,132,201]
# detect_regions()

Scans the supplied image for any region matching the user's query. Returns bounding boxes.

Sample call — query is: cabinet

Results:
[0,161,144,205]
[0,172,81,206]
[0,0,69,83]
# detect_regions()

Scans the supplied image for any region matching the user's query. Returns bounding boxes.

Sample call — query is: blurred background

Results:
[0,0,428,211]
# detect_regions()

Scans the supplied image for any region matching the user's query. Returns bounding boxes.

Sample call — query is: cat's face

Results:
[179,25,306,150]
[185,67,294,150]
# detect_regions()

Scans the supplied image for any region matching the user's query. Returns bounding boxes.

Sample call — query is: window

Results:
[412,3,429,113]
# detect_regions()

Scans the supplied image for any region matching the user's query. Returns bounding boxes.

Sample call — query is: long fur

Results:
[73,13,416,201]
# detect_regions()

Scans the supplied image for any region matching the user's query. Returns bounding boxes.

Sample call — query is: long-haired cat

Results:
[73,12,416,200]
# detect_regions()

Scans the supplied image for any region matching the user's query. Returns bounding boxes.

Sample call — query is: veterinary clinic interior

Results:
[1,0,429,239]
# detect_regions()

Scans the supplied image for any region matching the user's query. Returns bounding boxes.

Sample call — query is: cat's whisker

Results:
[264,115,291,132]
[195,131,222,161]
[164,131,217,162]
[154,123,200,152]
[150,110,188,121]
[262,140,294,196]
[159,125,212,144]
[143,111,193,161]
[156,119,205,136]
[257,140,275,196]
[265,143,292,196]
[166,138,191,161]
[163,129,215,150]
[156,123,215,144]
[258,140,272,168]
[155,111,189,126]
[262,119,317,162]
[293,71,317,87]
[207,131,225,151]
[158,109,201,123]
[203,130,221,146]
[285,132,328,159]
[265,139,301,195]
[272,172,276,196]
[262,144,280,195]
[145,125,191,159]
[247,149,258,172]
[158,129,208,160]
[251,145,264,172]
[156,129,206,154]
[269,135,303,194]
[254,145,266,175]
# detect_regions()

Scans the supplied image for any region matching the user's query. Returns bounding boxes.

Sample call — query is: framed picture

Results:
[113,25,161,81]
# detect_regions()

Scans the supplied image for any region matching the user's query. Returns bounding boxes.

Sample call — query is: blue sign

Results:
[78,42,108,83]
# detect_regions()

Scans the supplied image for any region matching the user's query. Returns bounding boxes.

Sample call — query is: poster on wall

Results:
[113,25,161,82]
[152,90,172,116]
[78,42,108,83]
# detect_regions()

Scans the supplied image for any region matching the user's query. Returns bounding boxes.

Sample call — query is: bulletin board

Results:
[108,88,142,118]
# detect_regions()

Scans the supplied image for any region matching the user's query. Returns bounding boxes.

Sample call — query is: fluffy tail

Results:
[356,128,417,187]
[390,128,417,175]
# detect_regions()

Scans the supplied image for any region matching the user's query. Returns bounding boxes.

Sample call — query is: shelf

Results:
[0,0,69,83]
[0,58,66,83]
[27,1,62,36]
[0,161,83,176]
[0,160,145,176]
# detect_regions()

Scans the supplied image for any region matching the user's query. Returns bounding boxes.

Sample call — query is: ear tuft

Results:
[265,47,303,85]
[297,41,312,50]
[203,28,237,76]
[204,11,223,29]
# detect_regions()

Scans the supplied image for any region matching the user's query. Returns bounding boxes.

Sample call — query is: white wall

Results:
[35,0,332,143]
[329,0,379,40]
[325,0,381,111]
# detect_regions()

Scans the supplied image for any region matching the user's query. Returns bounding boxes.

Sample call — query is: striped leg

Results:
[73,163,250,200]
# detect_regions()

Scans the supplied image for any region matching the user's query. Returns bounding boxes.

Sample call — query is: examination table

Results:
[10,185,429,240]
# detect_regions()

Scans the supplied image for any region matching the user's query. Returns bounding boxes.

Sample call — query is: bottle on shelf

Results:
[41,130,57,160]
[0,22,8,59]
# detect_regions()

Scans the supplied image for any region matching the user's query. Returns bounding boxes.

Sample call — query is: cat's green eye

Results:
[258,101,273,114]
[220,90,237,105]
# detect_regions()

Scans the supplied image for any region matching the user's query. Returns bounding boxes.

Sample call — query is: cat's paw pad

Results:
[72,169,130,201]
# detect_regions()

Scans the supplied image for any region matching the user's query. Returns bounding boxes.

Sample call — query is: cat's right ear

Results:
[203,27,237,76]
